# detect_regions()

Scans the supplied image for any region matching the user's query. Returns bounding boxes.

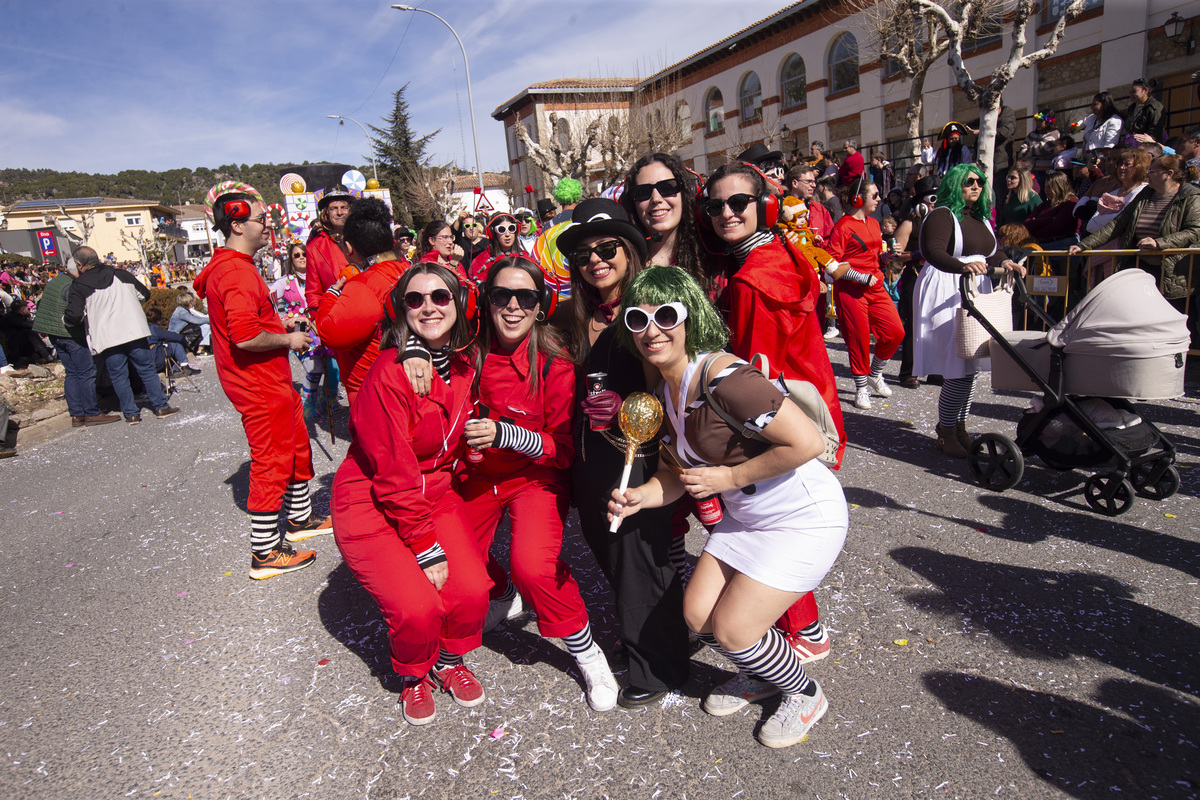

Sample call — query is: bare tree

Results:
[514,113,604,186]
[53,205,96,245]
[914,0,1086,176]
[400,161,457,225]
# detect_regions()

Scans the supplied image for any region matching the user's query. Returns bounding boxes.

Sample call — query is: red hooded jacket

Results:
[305,229,350,312]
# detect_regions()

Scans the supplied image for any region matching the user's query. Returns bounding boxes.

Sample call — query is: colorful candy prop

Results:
[280,173,305,195]
[204,181,263,221]
[531,220,574,298]
[608,393,663,533]
[265,203,286,228]
[341,169,367,192]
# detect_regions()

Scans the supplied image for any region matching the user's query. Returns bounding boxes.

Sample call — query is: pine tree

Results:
[370,84,441,225]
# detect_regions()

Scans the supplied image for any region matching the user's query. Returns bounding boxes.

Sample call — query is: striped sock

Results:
[669,536,689,573]
[285,482,311,523]
[869,356,888,380]
[563,622,596,658]
[434,649,463,671]
[250,511,280,557]
[937,375,978,428]
[798,621,825,643]
[853,374,868,390]
[695,631,725,655]
[495,581,516,603]
[724,628,814,696]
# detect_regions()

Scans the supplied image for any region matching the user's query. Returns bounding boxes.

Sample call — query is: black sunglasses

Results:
[569,240,622,268]
[703,193,756,217]
[489,287,539,310]
[630,178,682,203]
[963,177,984,188]
[403,288,453,310]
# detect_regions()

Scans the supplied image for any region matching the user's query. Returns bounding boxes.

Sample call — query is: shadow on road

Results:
[317,561,404,693]
[890,546,1199,696]
[923,672,1199,798]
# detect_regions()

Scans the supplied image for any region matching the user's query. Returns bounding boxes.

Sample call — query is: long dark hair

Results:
[416,220,451,260]
[285,242,306,276]
[566,235,646,363]
[380,263,473,361]
[476,255,566,399]
[620,152,710,287]
[1093,92,1118,123]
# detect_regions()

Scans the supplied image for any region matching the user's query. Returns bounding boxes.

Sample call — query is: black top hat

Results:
[913,176,939,197]
[537,198,556,217]
[737,142,784,165]
[317,185,356,211]
[555,198,649,260]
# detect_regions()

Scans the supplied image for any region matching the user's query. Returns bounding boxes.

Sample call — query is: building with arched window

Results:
[827,32,859,94]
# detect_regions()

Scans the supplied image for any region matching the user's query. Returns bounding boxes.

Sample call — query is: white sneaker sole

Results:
[758,692,828,748]
[248,558,315,580]
[702,685,781,717]
[284,527,333,543]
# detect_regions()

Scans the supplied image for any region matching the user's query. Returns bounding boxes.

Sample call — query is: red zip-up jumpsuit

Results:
[457,339,589,638]
[828,215,903,377]
[304,229,350,312]
[332,353,488,677]
[193,248,314,516]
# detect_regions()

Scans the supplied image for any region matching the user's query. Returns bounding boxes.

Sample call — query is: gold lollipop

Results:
[609,392,663,533]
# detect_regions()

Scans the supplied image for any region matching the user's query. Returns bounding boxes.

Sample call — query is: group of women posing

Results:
[328,153,866,748]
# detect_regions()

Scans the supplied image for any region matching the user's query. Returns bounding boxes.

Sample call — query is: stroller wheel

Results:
[1083,473,1135,517]
[967,434,1024,492]
[1131,462,1180,501]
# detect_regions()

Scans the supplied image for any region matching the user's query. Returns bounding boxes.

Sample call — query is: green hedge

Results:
[142,287,206,324]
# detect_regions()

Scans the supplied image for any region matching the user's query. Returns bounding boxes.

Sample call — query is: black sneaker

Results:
[249,543,316,580]
[285,515,334,543]
[153,406,180,419]
[183,366,201,376]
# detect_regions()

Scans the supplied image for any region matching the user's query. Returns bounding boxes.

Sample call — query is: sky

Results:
[1,0,797,178]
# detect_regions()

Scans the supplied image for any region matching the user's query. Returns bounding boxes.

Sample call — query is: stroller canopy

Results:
[1047,269,1190,356]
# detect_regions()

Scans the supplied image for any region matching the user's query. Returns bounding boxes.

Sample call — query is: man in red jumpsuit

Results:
[193,192,332,580]
[304,186,355,312]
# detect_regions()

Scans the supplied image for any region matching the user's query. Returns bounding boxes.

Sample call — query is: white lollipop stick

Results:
[609,463,634,533]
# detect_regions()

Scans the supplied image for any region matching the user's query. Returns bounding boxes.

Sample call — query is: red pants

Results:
[834,280,904,376]
[775,591,819,634]
[236,388,314,513]
[333,488,488,677]
[459,468,588,639]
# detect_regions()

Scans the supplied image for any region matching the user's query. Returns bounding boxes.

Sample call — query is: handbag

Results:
[955,270,1013,359]
[699,353,840,466]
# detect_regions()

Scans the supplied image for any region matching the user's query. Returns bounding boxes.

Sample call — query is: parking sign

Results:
[35,229,58,259]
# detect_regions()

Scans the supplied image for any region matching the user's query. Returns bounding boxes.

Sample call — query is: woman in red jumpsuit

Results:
[827,178,904,410]
[705,160,845,664]
[458,255,619,712]
[331,263,489,727]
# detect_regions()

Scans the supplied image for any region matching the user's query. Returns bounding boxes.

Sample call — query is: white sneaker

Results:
[853,388,872,410]
[702,671,780,717]
[758,682,828,748]
[823,326,840,340]
[866,375,892,398]
[482,589,524,633]
[0,364,13,374]
[576,644,618,711]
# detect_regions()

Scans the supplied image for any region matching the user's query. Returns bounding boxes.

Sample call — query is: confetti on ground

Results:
[317,658,331,666]
[177,591,188,597]
[894,639,909,646]
[490,728,506,740]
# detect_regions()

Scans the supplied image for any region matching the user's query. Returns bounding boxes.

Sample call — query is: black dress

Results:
[571,323,689,692]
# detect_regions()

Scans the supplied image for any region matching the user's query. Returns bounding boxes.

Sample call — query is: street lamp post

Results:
[391,4,486,200]
[326,114,379,184]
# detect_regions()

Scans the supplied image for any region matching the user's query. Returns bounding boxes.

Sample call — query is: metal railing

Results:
[1021,247,1199,355]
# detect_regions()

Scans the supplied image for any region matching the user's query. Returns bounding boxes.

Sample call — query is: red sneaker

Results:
[431,664,485,708]
[786,631,831,664]
[399,675,437,725]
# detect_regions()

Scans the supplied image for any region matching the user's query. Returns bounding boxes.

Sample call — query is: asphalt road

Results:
[1,342,1196,800]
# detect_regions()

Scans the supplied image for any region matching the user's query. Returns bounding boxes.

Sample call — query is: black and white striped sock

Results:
[853,374,868,390]
[669,536,689,573]
[798,621,825,642]
[434,648,462,671]
[724,628,814,696]
[869,356,888,380]
[250,511,280,557]
[493,420,543,458]
[563,622,596,658]
[937,375,978,428]
[695,631,726,656]
[285,482,311,522]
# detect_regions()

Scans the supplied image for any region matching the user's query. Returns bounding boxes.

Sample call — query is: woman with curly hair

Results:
[608,265,847,749]
[914,164,1026,457]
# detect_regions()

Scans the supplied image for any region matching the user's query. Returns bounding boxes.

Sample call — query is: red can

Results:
[695,494,724,527]
[465,418,484,462]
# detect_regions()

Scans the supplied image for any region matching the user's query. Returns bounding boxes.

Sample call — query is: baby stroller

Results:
[961,268,1187,516]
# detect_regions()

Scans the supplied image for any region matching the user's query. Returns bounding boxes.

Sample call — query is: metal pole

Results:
[326,114,379,183]
[391,5,486,198]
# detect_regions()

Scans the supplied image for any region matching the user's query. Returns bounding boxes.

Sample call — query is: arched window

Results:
[828,33,859,93]
[706,87,724,133]
[780,54,806,109]
[739,72,762,121]
[675,100,691,138]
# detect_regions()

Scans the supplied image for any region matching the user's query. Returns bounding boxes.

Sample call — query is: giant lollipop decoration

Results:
[532,220,573,298]
[204,180,263,221]
[608,392,663,533]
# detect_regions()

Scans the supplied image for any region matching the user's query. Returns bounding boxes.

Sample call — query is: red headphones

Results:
[387,270,479,326]
[699,163,780,230]
[849,172,866,209]
[222,199,251,220]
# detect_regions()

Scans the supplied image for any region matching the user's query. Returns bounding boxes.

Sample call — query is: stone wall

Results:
[1037,46,1102,106]
[828,115,862,145]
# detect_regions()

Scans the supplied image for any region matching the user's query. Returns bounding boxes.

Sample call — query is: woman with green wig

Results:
[914,163,1026,457]
[607,265,848,750]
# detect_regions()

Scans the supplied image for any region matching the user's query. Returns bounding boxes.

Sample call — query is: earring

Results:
[535,310,547,322]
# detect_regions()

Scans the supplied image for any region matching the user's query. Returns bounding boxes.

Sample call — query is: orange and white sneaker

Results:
[431,664,485,707]
[285,515,334,543]
[249,543,316,580]
[786,630,831,664]
[758,681,828,748]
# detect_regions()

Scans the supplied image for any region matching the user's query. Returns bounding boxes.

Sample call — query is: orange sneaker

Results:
[248,543,316,580]
[285,515,333,543]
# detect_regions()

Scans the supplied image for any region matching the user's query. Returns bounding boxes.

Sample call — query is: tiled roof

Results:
[528,78,638,90]
[452,172,511,192]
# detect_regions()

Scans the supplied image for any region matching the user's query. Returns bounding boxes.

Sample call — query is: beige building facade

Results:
[2,197,188,264]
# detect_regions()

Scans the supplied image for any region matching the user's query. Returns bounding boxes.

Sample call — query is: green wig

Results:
[936,163,992,222]
[617,265,729,360]
[552,177,583,205]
